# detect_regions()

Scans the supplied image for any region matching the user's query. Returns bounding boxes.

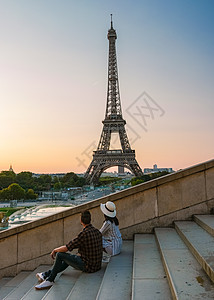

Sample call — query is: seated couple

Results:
[35,201,122,290]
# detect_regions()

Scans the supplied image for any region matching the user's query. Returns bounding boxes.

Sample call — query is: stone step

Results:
[155,228,214,300]
[96,240,133,300]
[175,221,214,283]
[0,277,13,288]
[0,271,30,299]
[41,268,82,300]
[20,267,81,300]
[3,217,214,300]
[3,265,51,300]
[132,234,172,300]
[194,215,214,237]
[66,264,107,300]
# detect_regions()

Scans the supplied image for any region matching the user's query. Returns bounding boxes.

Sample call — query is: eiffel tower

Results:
[85,15,143,184]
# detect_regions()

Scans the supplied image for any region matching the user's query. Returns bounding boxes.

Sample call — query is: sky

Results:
[0,0,213,174]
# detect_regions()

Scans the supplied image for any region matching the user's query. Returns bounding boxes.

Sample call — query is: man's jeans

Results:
[44,252,86,282]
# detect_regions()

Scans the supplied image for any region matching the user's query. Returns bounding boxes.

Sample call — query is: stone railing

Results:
[0,159,213,278]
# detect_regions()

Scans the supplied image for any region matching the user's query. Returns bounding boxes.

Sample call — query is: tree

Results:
[0,188,10,201]
[16,172,34,190]
[53,182,62,190]
[75,177,86,187]
[0,169,87,195]
[61,172,78,188]
[99,176,121,186]
[7,183,25,200]
[26,189,38,200]
[0,171,16,189]
[131,171,169,186]
[36,174,52,191]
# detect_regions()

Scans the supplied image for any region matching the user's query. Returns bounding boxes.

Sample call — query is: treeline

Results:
[98,176,121,186]
[0,171,86,201]
[0,183,37,201]
[131,171,170,186]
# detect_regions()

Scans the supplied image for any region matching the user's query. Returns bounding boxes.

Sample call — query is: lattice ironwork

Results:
[85,16,143,184]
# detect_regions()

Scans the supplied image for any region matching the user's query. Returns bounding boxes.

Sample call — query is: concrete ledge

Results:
[206,167,214,200]
[121,199,211,239]
[1,159,213,240]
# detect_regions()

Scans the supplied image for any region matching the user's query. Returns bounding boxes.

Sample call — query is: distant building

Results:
[100,171,134,179]
[32,173,66,178]
[76,173,85,178]
[101,171,118,177]
[144,164,174,174]
[9,165,14,172]
[118,166,124,174]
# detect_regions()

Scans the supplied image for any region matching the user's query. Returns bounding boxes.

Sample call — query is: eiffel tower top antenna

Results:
[110,13,113,29]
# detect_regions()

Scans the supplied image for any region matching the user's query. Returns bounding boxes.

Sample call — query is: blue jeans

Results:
[44,252,86,282]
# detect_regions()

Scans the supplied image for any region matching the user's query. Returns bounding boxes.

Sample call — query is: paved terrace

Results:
[0,159,214,299]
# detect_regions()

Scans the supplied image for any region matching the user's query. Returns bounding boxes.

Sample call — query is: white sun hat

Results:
[100,201,116,218]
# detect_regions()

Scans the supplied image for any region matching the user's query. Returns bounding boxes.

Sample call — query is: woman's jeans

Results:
[44,252,86,282]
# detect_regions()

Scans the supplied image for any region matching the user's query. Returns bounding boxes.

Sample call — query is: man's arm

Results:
[66,230,84,252]
[51,231,84,259]
[51,245,68,259]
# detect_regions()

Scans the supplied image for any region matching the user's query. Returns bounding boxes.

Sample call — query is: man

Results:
[35,210,103,290]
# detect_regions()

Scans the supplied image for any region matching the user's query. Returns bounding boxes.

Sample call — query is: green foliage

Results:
[0,183,25,201]
[35,174,52,191]
[7,183,25,200]
[60,173,86,188]
[0,184,37,201]
[131,171,169,186]
[0,170,86,195]
[0,171,16,189]
[98,176,121,186]
[0,188,10,200]
[75,176,86,187]
[16,172,34,190]
[25,189,38,200]
[53,182,62,190]
[0,207,23,217]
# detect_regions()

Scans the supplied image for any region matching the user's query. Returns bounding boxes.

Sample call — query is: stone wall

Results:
[0,159,213,278]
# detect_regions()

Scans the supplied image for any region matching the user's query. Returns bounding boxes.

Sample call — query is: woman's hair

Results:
[104,214,119,226]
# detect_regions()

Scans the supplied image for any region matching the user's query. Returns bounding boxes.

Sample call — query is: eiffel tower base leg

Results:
[85,151,143,185]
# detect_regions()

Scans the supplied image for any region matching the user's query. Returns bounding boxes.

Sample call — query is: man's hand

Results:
[50,245,68,259]
[51,249,56,259]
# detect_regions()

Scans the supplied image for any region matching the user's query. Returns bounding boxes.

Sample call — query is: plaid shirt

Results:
[66,224,103,273]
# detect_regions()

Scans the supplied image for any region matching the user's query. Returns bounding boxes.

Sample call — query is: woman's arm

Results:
[100,221,111,235]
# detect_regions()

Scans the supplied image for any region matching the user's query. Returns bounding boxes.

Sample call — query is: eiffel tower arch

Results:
[85,15,143,184]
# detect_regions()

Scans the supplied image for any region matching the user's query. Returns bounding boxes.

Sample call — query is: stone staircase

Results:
[1,215,214,300]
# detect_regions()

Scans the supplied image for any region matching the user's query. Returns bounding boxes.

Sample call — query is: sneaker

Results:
[102,255,110,263]
[36,272,45,282]
[35,280,53,290]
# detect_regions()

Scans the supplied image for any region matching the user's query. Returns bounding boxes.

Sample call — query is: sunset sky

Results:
[0,0,213,174]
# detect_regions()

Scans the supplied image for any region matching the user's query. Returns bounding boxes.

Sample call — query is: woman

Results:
[100,201,122,256]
